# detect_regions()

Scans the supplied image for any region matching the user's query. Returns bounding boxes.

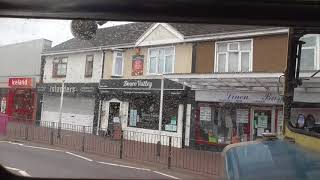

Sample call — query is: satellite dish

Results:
[71,20,98,40]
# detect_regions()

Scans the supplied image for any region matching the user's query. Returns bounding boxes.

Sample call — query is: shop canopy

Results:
[164,72,320,93]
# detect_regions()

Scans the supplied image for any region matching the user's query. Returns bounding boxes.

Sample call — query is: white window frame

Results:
[300,34,319,71]
[112,51,124,77]
[214,39,253,73]
[147,46,175,75]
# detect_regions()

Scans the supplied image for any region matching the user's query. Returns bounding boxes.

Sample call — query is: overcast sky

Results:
[0,18,130,46]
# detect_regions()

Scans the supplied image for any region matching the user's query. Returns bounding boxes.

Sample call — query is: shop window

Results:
[148,47,174,75]
[112,51,124,76]
[161,101,179,132]
[300,35,318,71]
[215,40,252,73]
[52,57,68,77]
[196,103,250,145]
[128,96,159,130]
[85,55,94,77]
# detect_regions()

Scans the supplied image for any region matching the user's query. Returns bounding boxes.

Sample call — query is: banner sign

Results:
[100,79,184,90]
[132,55,144,76]
[36,83,98,96]
[196,91,283,105]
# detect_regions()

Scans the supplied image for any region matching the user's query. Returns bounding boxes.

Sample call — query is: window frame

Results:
[84,55,94,77]
[52,57,68,78]
[214,39,253,73]
[300,34,319,71]
[112,51,124,77]
[147,46,175,75]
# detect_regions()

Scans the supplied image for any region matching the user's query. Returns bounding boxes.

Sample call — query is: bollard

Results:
[156,141,161,157]
[168,137,172,169]
[50,122,54,145]
[81,126,86,152]
[25,124,28,140]
[120,130,123,159]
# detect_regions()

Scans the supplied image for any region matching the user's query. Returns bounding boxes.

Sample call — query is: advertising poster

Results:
[129,109,137,126]
[132,55,144,76]
[257,114,268,128]
[0,97,6,114]
[200,107,211,121]
[236,109,249,123]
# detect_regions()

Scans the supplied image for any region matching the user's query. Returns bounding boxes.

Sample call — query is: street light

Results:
[57,80,65,138]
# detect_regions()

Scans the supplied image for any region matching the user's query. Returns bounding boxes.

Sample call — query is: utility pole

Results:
[57,80,65,138]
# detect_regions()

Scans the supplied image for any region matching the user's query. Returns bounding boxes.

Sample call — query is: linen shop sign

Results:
[196,91,283,104]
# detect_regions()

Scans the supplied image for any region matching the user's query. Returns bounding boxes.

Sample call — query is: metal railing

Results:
[0,117,222,176]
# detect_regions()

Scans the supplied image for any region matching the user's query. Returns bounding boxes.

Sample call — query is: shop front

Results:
[164,73,284,150]
[37,83,99,132]
[195,91,283,149]
[99,79,186,147]
[6,77,37,121]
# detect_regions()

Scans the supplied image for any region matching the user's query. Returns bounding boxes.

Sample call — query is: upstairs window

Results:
[148,47,174,74]
[52,57,67,77]
[85,55,94,77]
[215,40,252,72]
[112,52,124,76]
[300,35,318,71]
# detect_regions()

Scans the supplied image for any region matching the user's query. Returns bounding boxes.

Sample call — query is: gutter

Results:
[183,28,289,42]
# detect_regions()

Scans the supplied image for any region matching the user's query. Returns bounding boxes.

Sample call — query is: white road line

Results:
[8,142,23,146]
[65,151,93,162]
[97,161,151,171]
[18,170,31,177]
[152,171,180,179]
[4,166,31,177]
[23,145,62,152]
[5,166,20,171]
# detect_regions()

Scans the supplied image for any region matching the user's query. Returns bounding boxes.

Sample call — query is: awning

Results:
[164,73,284,92]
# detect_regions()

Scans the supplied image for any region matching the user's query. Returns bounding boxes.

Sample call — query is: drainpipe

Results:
[96,49,106,135]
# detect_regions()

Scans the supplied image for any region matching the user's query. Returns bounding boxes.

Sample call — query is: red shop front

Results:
[6,78,37,121]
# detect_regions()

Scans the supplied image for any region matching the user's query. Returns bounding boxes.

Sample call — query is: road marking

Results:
[97,161,151,171]
[8,141,23,146]
[18,170,31,177]
[153,171,180,179]
[5,166,31,177]
[23,145,62,152]
[5,166,20,171]
[65,151,93,162]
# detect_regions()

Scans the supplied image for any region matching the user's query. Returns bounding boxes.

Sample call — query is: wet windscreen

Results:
[290,34,320,134]
[0,17,317,180]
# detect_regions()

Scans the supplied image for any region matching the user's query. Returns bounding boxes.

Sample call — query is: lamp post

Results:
[57,80,65,138]
[157,77,164,146]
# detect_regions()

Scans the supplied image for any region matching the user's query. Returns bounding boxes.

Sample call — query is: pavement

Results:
[0,140,216,179]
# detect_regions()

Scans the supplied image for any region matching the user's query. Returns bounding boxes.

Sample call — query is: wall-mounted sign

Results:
[99,79,184,90]
[37,83,98,96]
[196,91,283,105]
[132,55,144,76]
[8,78,33,88]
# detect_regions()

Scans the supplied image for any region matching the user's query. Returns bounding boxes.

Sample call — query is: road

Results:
[0,141,179,179]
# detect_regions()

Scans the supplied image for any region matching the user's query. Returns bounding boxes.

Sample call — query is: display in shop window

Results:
[129,109,137,126]
[236,109,249,123]
[257,113,268,128]
[0,97,6,114]
[199,107,211,121]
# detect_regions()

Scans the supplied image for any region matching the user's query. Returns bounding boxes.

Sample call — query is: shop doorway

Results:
[107,102,121,135]
[252,109,272,140]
